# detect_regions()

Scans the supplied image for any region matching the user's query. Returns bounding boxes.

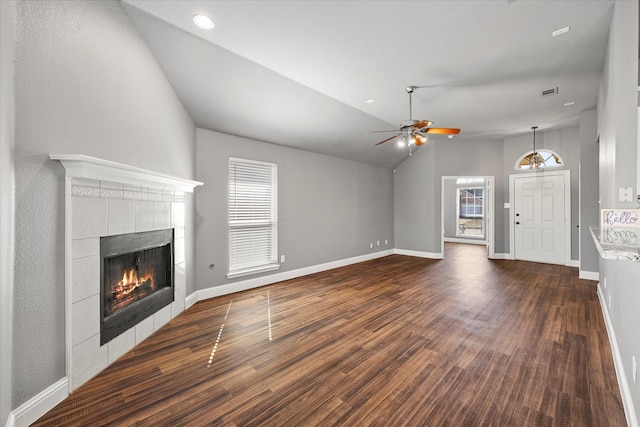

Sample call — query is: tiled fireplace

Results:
[51,155,201,391]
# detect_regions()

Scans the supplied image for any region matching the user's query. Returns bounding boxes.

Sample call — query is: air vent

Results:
[540,87,559,97]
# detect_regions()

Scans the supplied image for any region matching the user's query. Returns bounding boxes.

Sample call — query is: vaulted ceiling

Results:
[122,0,614,168]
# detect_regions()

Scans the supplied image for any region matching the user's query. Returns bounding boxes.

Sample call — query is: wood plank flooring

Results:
[33,244,627,426]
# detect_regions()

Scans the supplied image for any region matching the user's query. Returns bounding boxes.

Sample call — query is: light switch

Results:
[618,187,634,202]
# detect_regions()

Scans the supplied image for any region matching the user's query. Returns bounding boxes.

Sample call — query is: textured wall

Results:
[12,0,195,408]
[195,128,394,289]
[596,1,640,423]
[1,1,16,425]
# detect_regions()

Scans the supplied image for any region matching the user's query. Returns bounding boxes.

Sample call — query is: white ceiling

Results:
[122,0,614,168]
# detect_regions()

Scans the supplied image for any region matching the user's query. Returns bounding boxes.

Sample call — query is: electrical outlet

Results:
[280,254,286,263]
[603,277,607,289]
[370,243,373,249]
[376,240,380,246]
[608,294,612,308]
[632,356,637,385]
[385,239,388,245]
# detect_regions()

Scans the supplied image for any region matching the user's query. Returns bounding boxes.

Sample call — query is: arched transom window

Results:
[515,149,564,170]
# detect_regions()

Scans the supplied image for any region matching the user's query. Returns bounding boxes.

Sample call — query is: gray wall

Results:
[394,144,439,253]
[436,139,505,253]
[11,0,196,409]
[395,138,504,255]
[1,1,16,425]
[195,128,394,289]
[579,109,600,274]
[596,0,640,422]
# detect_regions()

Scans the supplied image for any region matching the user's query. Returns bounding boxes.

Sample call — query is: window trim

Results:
[227,157,279,279]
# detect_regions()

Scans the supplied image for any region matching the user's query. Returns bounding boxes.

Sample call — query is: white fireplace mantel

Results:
[49,153,201,398]
[50,154,202,192]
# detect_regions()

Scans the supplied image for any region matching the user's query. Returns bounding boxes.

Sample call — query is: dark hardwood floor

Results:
[34,244,626,426]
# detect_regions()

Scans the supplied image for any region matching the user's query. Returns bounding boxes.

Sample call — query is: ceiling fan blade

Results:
[413,120,433,130]
[423,128,461,135]
[370,129,401,133]
[375,133,402,145]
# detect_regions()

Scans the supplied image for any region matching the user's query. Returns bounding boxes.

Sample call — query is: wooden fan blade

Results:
[413,120,433,130]
[375,133,402,145]
[370,129,401,133]
[423,128,461,135]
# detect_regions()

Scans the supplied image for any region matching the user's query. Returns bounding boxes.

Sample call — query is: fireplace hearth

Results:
[101,228,174,345]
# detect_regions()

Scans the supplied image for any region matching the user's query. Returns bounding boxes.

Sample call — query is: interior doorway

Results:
[509,170,571,265]
[441,176,495,258]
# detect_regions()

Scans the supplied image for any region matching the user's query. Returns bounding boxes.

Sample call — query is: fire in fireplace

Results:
[100,229,174,345]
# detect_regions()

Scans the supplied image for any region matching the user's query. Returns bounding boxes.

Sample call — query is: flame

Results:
[108,268,156,315]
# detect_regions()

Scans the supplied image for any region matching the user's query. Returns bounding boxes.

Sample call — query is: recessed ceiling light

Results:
[564,101,576,107]
[552,26,570,37]
[193,14,215,30]
[365,99,375,104]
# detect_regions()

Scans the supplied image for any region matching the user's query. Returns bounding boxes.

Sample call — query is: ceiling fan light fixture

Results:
[414,133,426,145]
[193,14,215,30]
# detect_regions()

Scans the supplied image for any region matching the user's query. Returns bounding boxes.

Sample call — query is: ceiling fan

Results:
[374,86,460,154]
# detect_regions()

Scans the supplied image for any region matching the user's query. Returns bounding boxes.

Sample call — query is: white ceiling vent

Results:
[540,87,559,97]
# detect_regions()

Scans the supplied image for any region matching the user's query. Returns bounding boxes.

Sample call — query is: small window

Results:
[228,158,278,278]
[456,187,484,238]
[515,149,563,170]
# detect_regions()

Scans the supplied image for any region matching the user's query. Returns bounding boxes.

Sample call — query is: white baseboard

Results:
[579,270,599,281]
[444,237,487,245]
[185,292,198,309]
[488,253,511,260]
[191,249,395,303]
[566,259,580,268]
[597,284,639,427]
[10,377,68,427]
[394,248,443,259]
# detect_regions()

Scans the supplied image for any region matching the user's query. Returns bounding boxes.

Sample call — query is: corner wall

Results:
[11,0,196,415]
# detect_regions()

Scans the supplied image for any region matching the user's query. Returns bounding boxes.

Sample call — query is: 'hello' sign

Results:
[601,209,640,227]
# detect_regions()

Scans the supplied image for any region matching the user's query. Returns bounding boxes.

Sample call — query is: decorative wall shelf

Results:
[590,226,640,262]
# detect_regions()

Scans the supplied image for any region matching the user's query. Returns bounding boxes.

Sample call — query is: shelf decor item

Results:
[600,209,640,228]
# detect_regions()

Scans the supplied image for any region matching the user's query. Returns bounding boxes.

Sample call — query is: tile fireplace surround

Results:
[51,155,202,391]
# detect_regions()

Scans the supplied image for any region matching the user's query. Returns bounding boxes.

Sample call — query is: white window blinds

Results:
[228,158,278,278]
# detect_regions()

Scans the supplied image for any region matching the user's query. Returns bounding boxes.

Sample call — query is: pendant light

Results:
[523,126,544,169]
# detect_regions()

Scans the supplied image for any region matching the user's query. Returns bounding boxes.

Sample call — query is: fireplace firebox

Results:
[100,229,174,345]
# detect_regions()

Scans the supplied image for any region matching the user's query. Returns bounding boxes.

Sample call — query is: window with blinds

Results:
[228,158,278,278]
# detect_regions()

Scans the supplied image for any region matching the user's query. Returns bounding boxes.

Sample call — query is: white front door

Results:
[513,173,566,264]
